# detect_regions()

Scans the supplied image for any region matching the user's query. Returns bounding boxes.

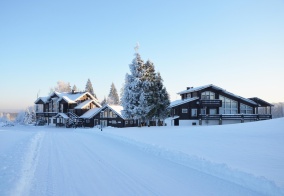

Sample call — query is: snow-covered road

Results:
[1,120,284,195]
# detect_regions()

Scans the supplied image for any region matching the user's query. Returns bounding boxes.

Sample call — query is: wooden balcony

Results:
[199,114,272,121]
[35,112,57,117]
[200,99,222,107]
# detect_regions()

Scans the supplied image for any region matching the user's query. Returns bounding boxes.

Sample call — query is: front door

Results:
[101,120,107,127]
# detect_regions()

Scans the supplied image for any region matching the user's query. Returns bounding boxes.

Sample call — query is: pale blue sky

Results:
[0,0,283,112]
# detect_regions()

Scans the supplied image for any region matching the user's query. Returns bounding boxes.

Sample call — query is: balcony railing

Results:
[199,114,272,120]
[200,99,222,107]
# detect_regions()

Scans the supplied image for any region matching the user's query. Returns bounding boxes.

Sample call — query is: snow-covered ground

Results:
[0,118,284,196]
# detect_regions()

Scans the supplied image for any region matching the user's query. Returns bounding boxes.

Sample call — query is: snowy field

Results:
[1,118,284,196]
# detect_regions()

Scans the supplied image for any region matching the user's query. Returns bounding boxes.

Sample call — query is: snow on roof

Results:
[54,113,69,119]
[80,108,101,119]
[74,100,94,109]
[35,91,101,106]
[248,97,274,107]
[177,84,214,95]
[34,96,49,104]
[169,97,199,108]
[165,116,180,120]
[177,84,258,106]
[107,105,124,118]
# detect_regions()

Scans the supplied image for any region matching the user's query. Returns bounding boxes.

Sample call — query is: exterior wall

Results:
[179,120,199,126]
[171,101,199,120]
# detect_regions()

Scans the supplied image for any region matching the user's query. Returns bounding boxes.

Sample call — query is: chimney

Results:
[187,87,193,90]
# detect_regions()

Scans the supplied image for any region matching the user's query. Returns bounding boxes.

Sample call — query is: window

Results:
[182,108,188,113]
[118,121,121,123]
[191,109,197,117]
[100,112,103,118]
[86,119,90,123]
[219,95,238,114]
[109,111,113,118]
[209,109,217,115]
[60,104,63,112]
[125,121,128,124]
[240,104,253,114]
[112,120,116,124]
[186,93,191,99]
[201,109,206,115]
[113,114,117,118]
[104,110,108,118]
[130,121,133,124]
[201,91,215,100]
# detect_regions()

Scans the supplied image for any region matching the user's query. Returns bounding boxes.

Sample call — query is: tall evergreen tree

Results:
[140,60,157,122]
[122,49,170,125]
[121,53,144,120]
[85,79,97,99]
[72,85,78,92]
[107,82,119,105]
[101,96,107,106]
[152,72,170,121]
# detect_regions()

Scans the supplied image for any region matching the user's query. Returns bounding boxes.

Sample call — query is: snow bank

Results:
[98,130,284,195]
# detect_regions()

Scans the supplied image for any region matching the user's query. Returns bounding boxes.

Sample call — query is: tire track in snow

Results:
[11,131,45,196]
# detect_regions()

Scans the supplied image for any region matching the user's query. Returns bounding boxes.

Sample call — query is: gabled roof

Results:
[169,97,199,108]
[105,105,124,119]
[80,104,125,119]
[249,97,274,107]
[34,96,49,104]
[177,84,215,95]
[35,91,101,107]
[80,108,101,119]
[177,84,258,106]
[75,100,95,109]
[54,113,69,119]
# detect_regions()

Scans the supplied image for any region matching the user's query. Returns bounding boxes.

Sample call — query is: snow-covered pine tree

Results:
[101,96,107,106]
[121,53,144,120]
[23,106,36,124]
[72,85,78,92]
[140,60,157,123]
[151,72,170,124]
[50,81,72,94]
[85,79,97,99]
[107,83,119,105]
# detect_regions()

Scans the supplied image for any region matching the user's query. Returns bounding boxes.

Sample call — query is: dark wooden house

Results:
[80,104,138,128]
[35,91,101,127]
[167,84,273,126]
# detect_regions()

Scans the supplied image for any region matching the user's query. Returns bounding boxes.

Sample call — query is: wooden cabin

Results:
[80,104,138,128]
[167,84,273,126]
